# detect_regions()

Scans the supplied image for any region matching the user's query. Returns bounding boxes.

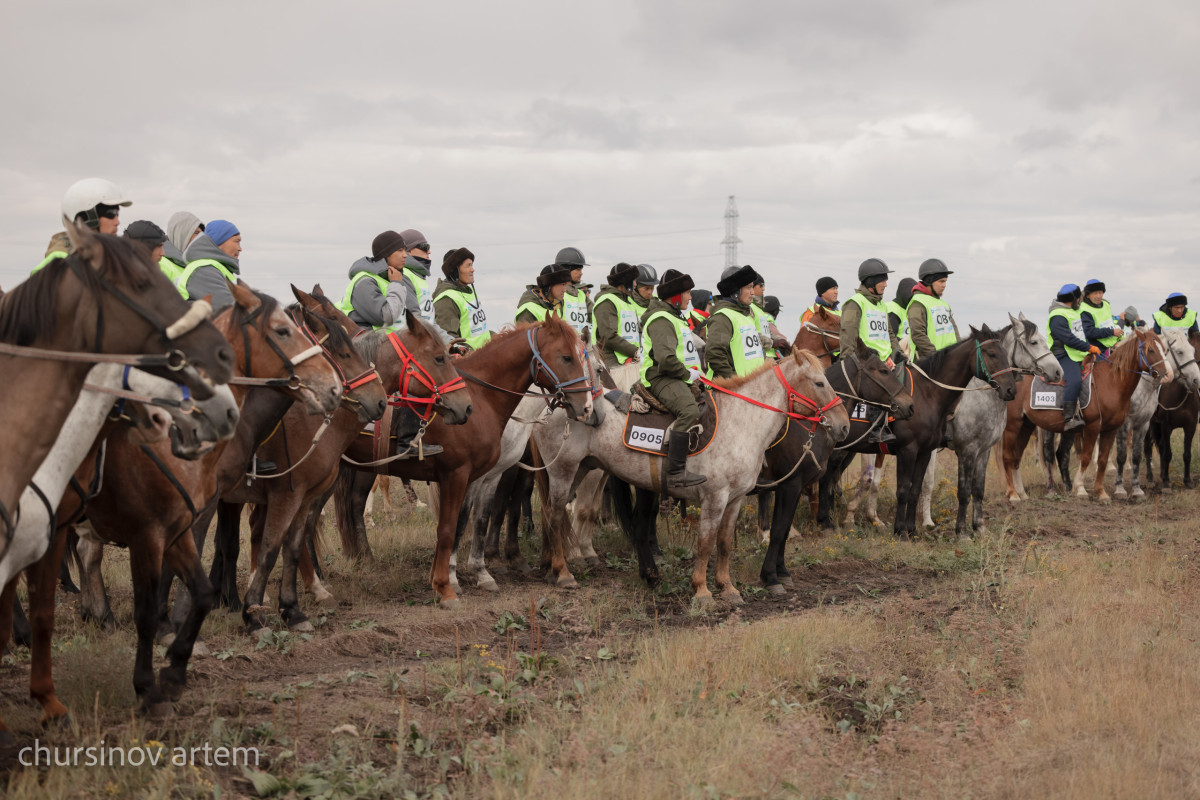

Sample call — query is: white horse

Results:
[0,364,237,588]
[531,349,849,605]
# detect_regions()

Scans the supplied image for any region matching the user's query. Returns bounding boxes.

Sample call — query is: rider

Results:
[840,259,901,443]
[763,295,786,348]
[689,289,713,335]
[433,247,490,351]
[1079,278,1124,353]
[1153,293,1199,335]
[801,276,840,325]
[162,212,204,283]
[175,219,242,310]
[888,277,916,342]
[1047,283,1101,431]
[515,265,572,325]
[38,177,132,271]
[748,270,785,360]
[1122,305,1145,330]
[630,264,659,317]
[398,229,437,326]
[907,258,961,359]
[706,265,766,379]
[592,262,642,367]
[123,220,168,264]
[337,230,409,329]
[639,269,707,488]
[554,246,592,340]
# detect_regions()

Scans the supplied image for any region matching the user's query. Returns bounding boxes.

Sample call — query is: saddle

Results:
[619,385,718,456]
[1031,369,1094,411]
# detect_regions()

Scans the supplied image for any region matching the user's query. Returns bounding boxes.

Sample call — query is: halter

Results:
[1094,336,1169,381]
[697,364,842,433]
[835,354,904,412]
[86,364,196,420]
[225,304,324,390]
[972,338,1013,389]
[385,330,467,420]
[457,326,594,412]
[800,321,841,362]
[288,307,382,413]
[1007,327,1059,380]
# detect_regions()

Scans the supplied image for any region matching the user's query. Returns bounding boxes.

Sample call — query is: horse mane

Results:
[287,302,355,353]
[0,235,155,346]
[1019,317,1038,339]
[708,359,778,390]
[1106,329,1145,373]
[352,328,389,362]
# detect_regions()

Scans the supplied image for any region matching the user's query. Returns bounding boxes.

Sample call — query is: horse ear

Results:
[63,217,105,271]
[312,283,325,298]
[405,308,423,337]
[969,324,979,337]
[855,340,870,359]
[1008,312,1019,329]
[229,280,262,313]
[291,284,312,305]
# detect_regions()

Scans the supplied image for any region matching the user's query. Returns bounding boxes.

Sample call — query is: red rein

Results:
[698,365,842,430]
[386,332,467,420]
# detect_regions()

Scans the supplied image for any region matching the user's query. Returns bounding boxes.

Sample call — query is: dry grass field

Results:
[2,437,1200,799]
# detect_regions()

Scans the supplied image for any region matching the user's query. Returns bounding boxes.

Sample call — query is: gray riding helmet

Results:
[857,257,894,284]
[635,263,660,286]
[554,246,587,267]
[918,258,954,282]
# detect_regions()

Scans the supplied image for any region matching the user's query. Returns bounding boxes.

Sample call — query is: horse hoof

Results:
[779,575,795,588]
[1097,494,1111,505]
[721,591,744,605]
[556,575,579,590]
[767,584,787,597]
[40,712,72,731]
[1186,479,1196,490]
[478,579,499,593]
[1074,487,1088,498]
[1132,488,1146,499]
[585,556,603,571]
[957,534,973,544]
[1113,487,1127,499]
[315,591,337,608]
[289,620,315,633]
[438,597,462,610]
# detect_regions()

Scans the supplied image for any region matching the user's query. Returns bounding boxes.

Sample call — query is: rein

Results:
[83,365,196,415]
[247,415,334,480]
[288,307,382,412]
[225,304,324,389]
[455,327,593,411]
[697,364,842,431]
[908,339,1011,392]
[383,331,466,420]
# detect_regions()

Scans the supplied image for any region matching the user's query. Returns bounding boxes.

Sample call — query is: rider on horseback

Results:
[433,247,491,352]
[176,220,242,310]
[839,259,902,443]
[749,272,788,360]
[123,221,168,265]
[802,276,841,327]
[516,265,573,325]
[630,264,658,317]
[592,262,643,367]
[888,277,917,342]
[337,230,410,330]
[162,212,204,283]
[1079,278,1124,355]
[37,178,131,272]
[1153,293,1198,335]
[639,269,707,488]
[554,247,593,340]
[1047,283,1102,431]
[688,289,713,335]
[907,259,961,359]
[707,265,766,379]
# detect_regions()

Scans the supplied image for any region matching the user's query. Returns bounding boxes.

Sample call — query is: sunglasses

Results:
[96,205,121,220]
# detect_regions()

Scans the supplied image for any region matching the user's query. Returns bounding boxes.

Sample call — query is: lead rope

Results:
[246,416,334,481]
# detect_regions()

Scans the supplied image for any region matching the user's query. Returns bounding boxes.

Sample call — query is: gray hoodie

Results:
[345,256,408,329]
[167,211,204,254]
[402,254,435,321]
[182,233,239,311]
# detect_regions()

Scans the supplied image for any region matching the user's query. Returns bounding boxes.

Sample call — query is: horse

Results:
[0,369,237,743]
[1145,329,1200,491]
[1001,328,1171,504]
[0,225,233,559]
[817,327,1018,537]
[332,317,595,606]
[530,349,849,604]
[67,283,344,717]
[230,289,467,632]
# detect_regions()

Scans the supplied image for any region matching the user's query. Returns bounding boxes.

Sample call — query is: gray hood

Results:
[184,233,239,274]
[162,240,186,265]
[167,211,204,254]
[1047,299,1072,314]
[348,255,386,280]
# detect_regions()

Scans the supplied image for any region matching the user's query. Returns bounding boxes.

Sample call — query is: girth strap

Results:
[139,444,199,547]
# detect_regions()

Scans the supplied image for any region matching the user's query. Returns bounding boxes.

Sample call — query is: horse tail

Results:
[607,475,638,544]
[332,463,360,557]
[991,438,1006,480]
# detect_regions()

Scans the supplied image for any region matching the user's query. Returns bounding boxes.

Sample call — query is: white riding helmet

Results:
[61,178,131,228]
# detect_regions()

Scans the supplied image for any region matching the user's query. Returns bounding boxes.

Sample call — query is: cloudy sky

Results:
[2,0,1198,334]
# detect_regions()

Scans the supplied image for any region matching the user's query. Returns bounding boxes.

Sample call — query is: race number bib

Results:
[629,425,666,448]
[1035,391,1058,407]
[1070,317,1084,339]
[682,334,702,381]
[418,287,433,319]
[932,307,954,337]
[468,305,488,339]
[864,309,889,342]
[618,308,640,345]
[739,323,764,361]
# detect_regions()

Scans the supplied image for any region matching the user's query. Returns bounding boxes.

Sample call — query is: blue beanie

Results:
[206,219,240,246]
[1056,283,1081,302]
[1084,278,1105,293]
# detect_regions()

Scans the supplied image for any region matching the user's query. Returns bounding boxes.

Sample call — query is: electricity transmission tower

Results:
[721,195,741,268]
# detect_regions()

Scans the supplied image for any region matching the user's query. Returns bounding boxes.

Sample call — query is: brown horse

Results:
[67,283,344,718]
[1002,328,1171,504]
[230,289,468,632]
[333,317,595,606]
[1146,328,1200,491]
[0,226,233,557]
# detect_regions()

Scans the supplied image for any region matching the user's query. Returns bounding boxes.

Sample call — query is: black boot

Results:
[252,456,277,475]
[392,407,443,459]
[666,430,706,488]
[867,406,897,444]
[1061,401,1084,432]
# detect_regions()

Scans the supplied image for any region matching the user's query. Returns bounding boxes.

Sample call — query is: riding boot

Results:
[252,456,277,475]
[666,430,706,488]
[867,406,897,444]
[392,407,444,459]
[1061,401,1084,432]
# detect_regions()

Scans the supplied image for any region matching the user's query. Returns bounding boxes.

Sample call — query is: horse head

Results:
[290,286,388,424]
[852,340,914,420]
[1007,312,1063,383]
[530,317,594,423]
[1134,327,1173,385]
[788,348,850,441]
[792,307,841,366]
[973,324,1018,401]
[400,310,473,425]
[1157,327,1198,390]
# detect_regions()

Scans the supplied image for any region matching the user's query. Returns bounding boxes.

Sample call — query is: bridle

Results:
[225,303,324,391]
[288,307,382,415]
[1007,328,1060,381]
[800,321,841,363]
[835,353,905,414]
[382,330,467,420]
[458,327,594,413]
[698,364,843,434]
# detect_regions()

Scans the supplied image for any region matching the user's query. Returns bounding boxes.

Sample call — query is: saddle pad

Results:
[623,389,718,456]
[1031,372,1093,410]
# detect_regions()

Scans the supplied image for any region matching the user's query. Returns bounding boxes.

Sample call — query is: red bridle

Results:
[386,331,467,420]
[698,365,843,431]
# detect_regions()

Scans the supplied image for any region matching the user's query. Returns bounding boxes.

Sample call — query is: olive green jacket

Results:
[640,298,691,384]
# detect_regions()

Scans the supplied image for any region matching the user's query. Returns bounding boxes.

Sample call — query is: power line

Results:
[475,227,722,248]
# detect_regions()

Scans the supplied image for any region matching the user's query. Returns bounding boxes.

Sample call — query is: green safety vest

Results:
[707,306,766,378]
[174,258,238,301]
[159,256,185,284]
[640,310,702,386]
[1080,300,1119,348]
[749,304,776,360]
[32,251,67,274]
[336,272,390,327]
[592,292,641,364]
[886,300,908,339]
[436,286,492,349]
[1153,308,1197,331]
[562,288,589,338]
[842,293,891,362]
[1047,307,1088,362]
[404,268,434,323]
[515,300,555,324]
[908,293,958,351]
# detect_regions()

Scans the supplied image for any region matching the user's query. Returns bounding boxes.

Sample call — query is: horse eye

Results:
[274,327,291,337]
[435,355,446,365]
[815,381,825,387]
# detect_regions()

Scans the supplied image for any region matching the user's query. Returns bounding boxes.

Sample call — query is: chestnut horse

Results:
[333,317,595,606]
[1001,328,1171,504]
[0,226,233,558]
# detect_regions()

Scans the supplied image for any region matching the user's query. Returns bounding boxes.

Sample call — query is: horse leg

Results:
[817,452,851,534]
[74,525,115,631]
[762,479,803,592]
[918,449,937,530]
[955,447,972,539]
[865,453,885,526]
[714,500,744,604]
[278,512,312,632]
[843,453,871,518]
[1040,430,1058,492]
[757,489,773,545]
[894,446,929,539]
[402,478,424,508]
[692,492,730,605]
[1114,421,1129,498]
[0,580,16,744]
[11,591,31,648]
[505,468,534,573]
[334,465,375,561]
[157,533,215,704]
[971,447,990,534]
[1129,421,1147,499]
[1092,428,1118,503]
[1004,421,1036,502]
[204,501,242,614]
[26,526,73,726]
[242,497,302,631]
[127,533,172,716]
[572,471,605,570]
[1057,433,1076,494]
[432,472,471,605]
[1184,418,1196,489]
